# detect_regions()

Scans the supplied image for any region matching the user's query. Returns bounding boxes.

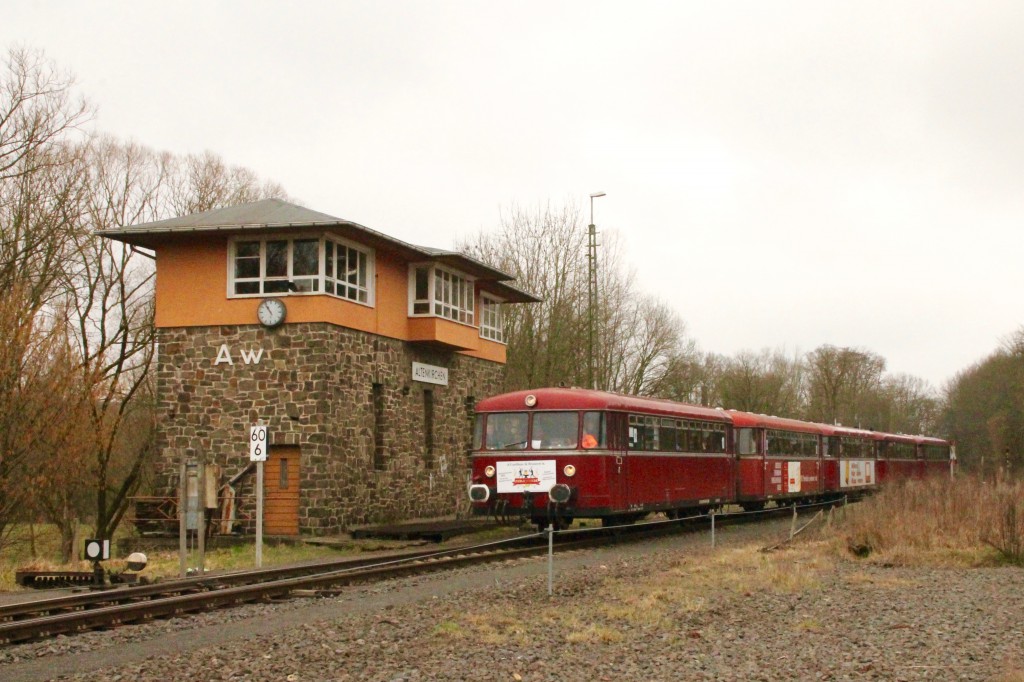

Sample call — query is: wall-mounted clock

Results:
[257,298,287,328]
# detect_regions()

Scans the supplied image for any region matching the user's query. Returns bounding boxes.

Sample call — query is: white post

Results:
[256,459,264,568]
[178,452,187,578]
[711,511,716,548]
[197,456,206,574]
[547,523,554,596]
[250,422,268,569]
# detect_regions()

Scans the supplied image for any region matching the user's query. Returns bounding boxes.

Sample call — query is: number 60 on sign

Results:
[250,425,268,462]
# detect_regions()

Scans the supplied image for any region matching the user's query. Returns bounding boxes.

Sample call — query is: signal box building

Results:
[100,199,538,535]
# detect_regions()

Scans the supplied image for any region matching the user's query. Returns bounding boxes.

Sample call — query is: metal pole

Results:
[790,502,797,539]
[547,523,554,596]
[711,511,716,548]
[197,456,206,575]
[178,451,187,578]
[587,192,604,390]
[256,459,264,568]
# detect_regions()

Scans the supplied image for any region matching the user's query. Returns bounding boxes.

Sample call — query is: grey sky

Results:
[7,1,1023,389]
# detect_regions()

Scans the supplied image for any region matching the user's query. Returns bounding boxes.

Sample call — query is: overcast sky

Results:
[7,1,1023,389]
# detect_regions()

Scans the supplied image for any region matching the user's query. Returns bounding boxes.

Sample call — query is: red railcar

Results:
[877,433,919,484]
[920,436,956,479]
[728,411,827,511]
[467,387,954,529]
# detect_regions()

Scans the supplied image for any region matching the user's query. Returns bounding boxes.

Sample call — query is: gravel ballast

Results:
[1,518,1022,682]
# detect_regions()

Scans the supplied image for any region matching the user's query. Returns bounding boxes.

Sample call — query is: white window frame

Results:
[228,233,375,306]
[479,294,505,343]
[407,263,475,326]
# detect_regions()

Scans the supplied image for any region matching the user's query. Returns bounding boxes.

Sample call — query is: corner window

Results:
[229,235,373,304]
[408,264,475,324]
[480,295,504,343]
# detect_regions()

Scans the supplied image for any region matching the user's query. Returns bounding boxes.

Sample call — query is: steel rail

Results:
[0,542,520,624]
[0,504,808,645]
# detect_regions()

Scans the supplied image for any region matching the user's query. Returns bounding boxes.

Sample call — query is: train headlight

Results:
[563,464,576,478]
[524,394,537,407]
[484,465,496,478]
[548,484,572,504]
[469,485,490,503]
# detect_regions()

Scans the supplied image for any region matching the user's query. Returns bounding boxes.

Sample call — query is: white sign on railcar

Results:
[412,362,448,386]
[840,460,875,488]
[249,424,268,462]
[496,460,557,493]
[787,461,802,493]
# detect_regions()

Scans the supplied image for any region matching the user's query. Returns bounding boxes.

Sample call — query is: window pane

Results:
[347,249,358,282]
[485,413,528,450]
[325,242,334,278]
[415,267,429,300]
[236,241,260,257]
[266,241,288,277]
[532,412,578,449]
[582,412,606,448]
[292,278,316,292]
[472,416,484,450]
[738,428,757,455]
[265,280,289,293]
[235,258,259,279]
[293,239,319,276]
[235,281,259,295]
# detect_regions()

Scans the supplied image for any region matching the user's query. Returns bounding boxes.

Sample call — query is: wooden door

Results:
[264,446,300,535]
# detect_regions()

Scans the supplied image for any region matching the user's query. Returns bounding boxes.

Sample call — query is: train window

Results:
[768,430,818,457]
[660,419,677,452]
[628,415,644,449]
[472,416,484,450]
[532,412,579,449]
[840,437,873,459]
[582,412,607,449]
[485,412,528,450]
[737,428,758,455]
[704,423,726,453]
[644,416,659,451]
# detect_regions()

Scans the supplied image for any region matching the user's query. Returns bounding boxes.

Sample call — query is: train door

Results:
[608,412,629,511]
[735,427,765,507]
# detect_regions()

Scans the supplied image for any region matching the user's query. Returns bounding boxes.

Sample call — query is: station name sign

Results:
[412,362,448,386]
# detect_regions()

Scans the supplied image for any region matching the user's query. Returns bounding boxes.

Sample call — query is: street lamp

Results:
[587,192,605,390]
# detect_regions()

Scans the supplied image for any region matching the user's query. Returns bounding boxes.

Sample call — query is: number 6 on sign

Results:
[250,425,268,462]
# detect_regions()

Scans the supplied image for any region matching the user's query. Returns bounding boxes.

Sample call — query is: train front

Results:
[467,389,608,530]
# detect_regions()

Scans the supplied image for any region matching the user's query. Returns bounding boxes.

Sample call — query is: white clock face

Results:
[257,298,286,327]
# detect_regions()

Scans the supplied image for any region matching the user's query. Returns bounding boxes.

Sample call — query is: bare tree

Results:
[460,201,589,389]
[167,150,287,216]
[717,348,805,416]
[0,47,90,182]
[805,345,885,427]
[0,49,91,548]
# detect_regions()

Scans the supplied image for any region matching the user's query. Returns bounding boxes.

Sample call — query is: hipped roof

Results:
[98,198,540,303]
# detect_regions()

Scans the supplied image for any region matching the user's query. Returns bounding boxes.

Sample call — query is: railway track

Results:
[0,503,818,646]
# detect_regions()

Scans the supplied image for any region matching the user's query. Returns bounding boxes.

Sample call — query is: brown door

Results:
[264,446,300,535]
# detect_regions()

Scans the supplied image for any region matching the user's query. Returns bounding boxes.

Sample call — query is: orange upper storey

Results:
[153,235,510,363]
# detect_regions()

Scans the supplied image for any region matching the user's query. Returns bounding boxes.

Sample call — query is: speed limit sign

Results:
[250,424,268,462]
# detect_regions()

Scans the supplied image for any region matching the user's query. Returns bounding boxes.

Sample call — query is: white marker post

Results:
[250,423,268,568]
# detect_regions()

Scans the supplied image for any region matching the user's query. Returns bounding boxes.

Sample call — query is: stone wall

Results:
[155,323,503,534]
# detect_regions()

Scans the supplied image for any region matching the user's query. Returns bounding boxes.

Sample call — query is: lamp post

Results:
[588,192,605,390]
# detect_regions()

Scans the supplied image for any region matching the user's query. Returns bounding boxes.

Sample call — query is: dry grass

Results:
[833,474,1024,567]
[0,525,400,592]
[436,541,833,646]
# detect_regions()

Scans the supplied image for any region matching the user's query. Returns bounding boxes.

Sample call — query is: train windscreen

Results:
[484,412,528,450]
